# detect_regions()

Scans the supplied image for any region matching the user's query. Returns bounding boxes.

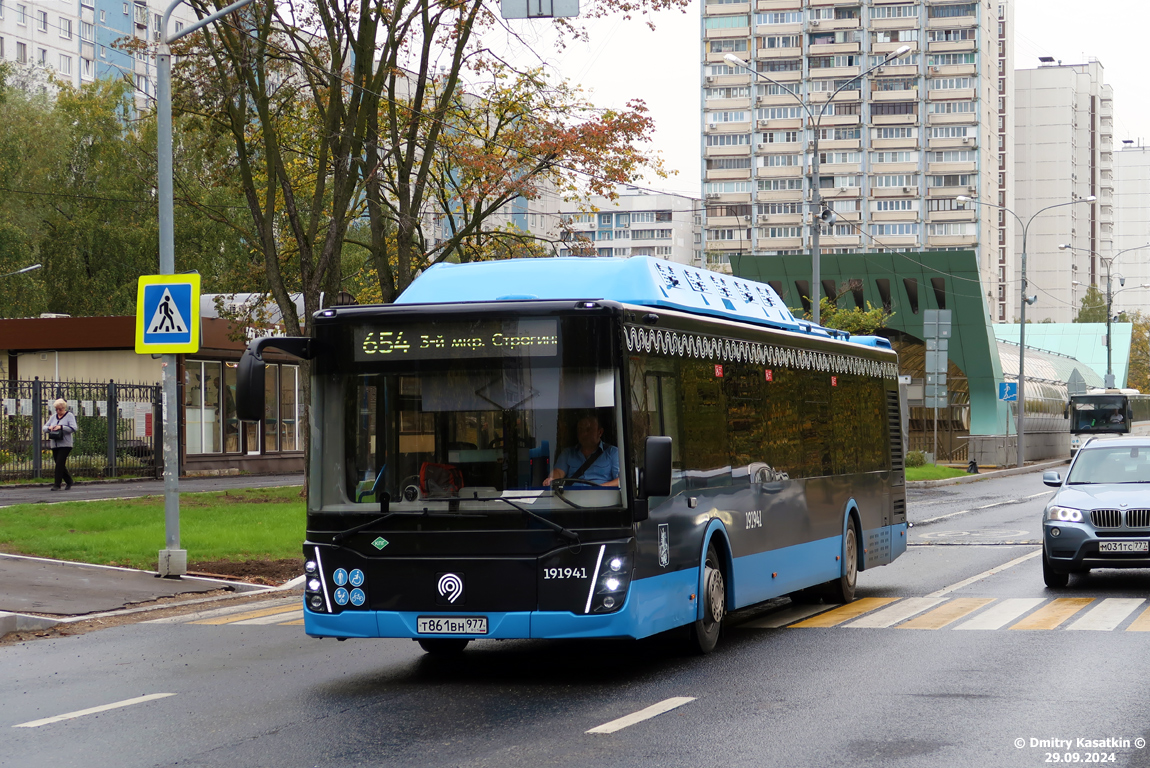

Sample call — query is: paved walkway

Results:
[0,473,303,508]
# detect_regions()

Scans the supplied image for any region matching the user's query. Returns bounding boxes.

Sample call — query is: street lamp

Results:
[956,194,1096,468]
[1060,242,1150,388]
[0,263,41,278]
[155,0,259,576]
[724,44,910,326]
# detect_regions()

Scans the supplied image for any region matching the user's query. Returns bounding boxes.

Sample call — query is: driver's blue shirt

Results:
[555,441,619,485]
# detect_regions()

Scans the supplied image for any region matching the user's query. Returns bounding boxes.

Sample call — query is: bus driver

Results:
[543,413,620,487]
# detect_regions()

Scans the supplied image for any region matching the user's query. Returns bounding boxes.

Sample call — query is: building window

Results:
[871,101,917,116]
[37,47,47,65]
[16,3,26,24]
[81,57,93,79]
[870,4,917,19]
[58,54,71,74]
[35,8,46,30]
[60,18,72,38]
[80,21,94,40]
[16,41,26,63]
[704,14,749,29]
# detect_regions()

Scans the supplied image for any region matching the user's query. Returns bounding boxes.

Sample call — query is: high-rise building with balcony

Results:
[1013,59,1112,323]
[701,0,1008,313]
[1111,142,1150,317]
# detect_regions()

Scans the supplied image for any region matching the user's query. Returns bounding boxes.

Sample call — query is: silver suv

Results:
[1041,436,1150,587]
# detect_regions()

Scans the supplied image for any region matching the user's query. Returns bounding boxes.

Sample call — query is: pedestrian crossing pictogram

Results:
[146,288,189,334]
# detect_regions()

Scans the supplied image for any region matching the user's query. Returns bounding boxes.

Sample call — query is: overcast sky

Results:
[501,0,1150,199]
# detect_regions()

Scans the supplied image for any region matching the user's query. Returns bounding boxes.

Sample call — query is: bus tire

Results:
[821,520,858,604]
[417,638,470,655]
[689,543,725,654]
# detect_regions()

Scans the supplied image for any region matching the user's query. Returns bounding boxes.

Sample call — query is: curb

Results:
[0,560,304,636]
[907,458,1070,489]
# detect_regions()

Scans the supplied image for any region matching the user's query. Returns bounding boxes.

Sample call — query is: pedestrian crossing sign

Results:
[135,274,201,353]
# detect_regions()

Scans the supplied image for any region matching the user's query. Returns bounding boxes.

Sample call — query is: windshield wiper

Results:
[473,495,581,546]
[332,507,486,545]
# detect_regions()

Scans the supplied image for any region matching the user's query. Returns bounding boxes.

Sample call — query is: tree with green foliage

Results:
[1128,311,1149,394]
[801,282,893,335]
[1075,284,1110,323]
[0,77,251,319]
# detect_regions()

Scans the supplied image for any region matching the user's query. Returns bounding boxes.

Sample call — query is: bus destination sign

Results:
[354,318,558,361]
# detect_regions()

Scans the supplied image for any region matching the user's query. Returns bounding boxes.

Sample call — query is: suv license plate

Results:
[1099,541,1149,553]
[417,616,488,635]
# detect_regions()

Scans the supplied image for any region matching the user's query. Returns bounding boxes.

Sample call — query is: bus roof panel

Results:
[396,257,812,334]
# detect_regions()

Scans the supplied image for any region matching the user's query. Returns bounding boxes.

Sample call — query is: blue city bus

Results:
[236,257,907,653]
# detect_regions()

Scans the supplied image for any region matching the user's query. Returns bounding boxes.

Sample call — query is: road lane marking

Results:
[926,549,1042,597]
[952,598,1045,630]
[280,619,305,625]
[192,604,303,625]
[916,491,1051,525]
[1009,598,1094,630]
[1067,598,1145,631]
[13,693,176,728]
[586,697,695,735]
[741,603,837,629]
[233,610,304,625]
[845,597,945,628]
[1126,605,1150,631]
[899,598,996,629]
[789,597,898,628]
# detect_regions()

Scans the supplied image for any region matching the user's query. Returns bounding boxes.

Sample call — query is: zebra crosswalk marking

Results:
[952,598,1045,630]
[1008,598,1094,630]
[788,597,898,628]
[845,597,945,628]
[1067,598,1145,631]
[1125,605,1150,632]
[231,610,304,625]
[899,598,995,630]
[191,604,302,625]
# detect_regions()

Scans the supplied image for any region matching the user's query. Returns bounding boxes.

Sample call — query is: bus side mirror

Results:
[236,336,317,422]
[639,436,673,498]
[236,346,266,422]
[1063,403,1069,419]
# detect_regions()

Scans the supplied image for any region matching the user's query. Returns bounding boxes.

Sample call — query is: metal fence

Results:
[0,379,162,480]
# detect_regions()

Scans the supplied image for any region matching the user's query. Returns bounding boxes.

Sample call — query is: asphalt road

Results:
[4,471,1150,768]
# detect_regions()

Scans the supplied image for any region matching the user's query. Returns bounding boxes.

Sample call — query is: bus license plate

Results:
[417,616,488,635]
[1099,541,1149,553]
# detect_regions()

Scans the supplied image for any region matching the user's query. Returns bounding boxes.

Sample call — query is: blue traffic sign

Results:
[998,382,1018,402]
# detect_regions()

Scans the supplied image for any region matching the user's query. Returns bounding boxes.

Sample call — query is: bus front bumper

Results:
[302,566,701,641]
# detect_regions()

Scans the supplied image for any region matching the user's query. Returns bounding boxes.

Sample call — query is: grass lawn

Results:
[905,464,969,481]
[0,487,305,570]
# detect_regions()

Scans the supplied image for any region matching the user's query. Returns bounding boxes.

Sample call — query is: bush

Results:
[906,450,927,467]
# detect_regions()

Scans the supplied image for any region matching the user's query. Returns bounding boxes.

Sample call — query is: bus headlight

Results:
[1045,506,1083,523]
[309,594,324,610]
[591,550,632,613]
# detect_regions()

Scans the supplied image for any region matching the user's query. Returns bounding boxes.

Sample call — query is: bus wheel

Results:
[689,543,725,654]
[822,521,858,604]
[417,638,470,655]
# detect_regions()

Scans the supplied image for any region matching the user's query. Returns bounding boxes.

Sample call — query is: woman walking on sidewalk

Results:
[43,399,78,490]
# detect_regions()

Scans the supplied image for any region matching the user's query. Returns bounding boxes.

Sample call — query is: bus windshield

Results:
[1070,396,1129,434]
[324,314,626,520]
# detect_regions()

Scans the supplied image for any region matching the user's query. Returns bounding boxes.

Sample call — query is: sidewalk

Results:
[0,474,305,637]
[0,473,303,508]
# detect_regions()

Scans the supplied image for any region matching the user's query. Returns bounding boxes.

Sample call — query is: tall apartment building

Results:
[0,0,194,101]
[1013,59,1113,323]
[1113,142,1150,314]
[557,187,702,265]
[701,0,1007,309]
